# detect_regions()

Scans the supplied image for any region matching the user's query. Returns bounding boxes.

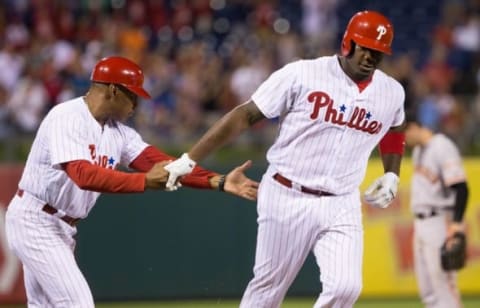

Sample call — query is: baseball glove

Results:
[440,232,467,271]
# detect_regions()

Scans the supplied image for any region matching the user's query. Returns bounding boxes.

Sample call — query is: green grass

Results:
[91,297,480,308]
[3,297,480,307]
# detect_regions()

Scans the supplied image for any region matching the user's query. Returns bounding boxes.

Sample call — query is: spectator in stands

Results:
[7,60,49,134]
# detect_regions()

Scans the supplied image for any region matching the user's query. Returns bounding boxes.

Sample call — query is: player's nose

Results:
[364,49,382,64]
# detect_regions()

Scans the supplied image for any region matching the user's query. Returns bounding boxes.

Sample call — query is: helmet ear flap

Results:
[341,36,355,58]
[341,34,351,56]
[346,41,356,58]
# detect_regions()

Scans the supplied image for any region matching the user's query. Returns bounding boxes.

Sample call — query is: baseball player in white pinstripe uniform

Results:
[165,11,406,308]
[405,117,469,308]
[5,56,258,307]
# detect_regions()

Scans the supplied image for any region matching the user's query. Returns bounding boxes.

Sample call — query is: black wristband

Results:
[218,175,226,192]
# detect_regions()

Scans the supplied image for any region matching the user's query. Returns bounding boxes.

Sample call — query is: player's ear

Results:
[347,41,356,58]
[107,84,120,100]
[103,83,115,100]
[109,84,118,95]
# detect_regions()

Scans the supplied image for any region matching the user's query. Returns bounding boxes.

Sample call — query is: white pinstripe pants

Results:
[240,170,363,308]
[5,193,94,308]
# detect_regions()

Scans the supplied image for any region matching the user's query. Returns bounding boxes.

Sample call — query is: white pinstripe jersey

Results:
[410,134,466,212]
[251,55,405,194]
[18,97,149,218]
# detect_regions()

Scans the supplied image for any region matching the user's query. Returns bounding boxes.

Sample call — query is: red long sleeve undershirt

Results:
[63,161,145,193]
[63,146,217,193]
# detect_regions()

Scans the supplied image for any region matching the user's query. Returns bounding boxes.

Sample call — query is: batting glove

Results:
[363,172,399,209]
[164,182,182,192]
[164,153,196,190]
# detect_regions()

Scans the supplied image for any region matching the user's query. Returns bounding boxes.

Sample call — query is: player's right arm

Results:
[184,60,299,163]
[62,160,170,192]
[188,100,266,162]
[164,61,297,188]
[162,101,265,189]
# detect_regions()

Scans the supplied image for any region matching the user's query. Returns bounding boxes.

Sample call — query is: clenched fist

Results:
[145,161,171,189]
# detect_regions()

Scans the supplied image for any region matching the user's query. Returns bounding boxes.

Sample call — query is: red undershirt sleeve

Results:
[129,146,218,189]
[63,160,145,193]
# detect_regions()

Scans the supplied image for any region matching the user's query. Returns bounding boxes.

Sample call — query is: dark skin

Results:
[84,82,258,198]
[187,43,404,177]
[338,44,384,82]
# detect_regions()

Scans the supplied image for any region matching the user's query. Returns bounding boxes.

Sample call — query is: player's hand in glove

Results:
[363,172,399,208]
[164,153,196,190]
[441,231,467,271]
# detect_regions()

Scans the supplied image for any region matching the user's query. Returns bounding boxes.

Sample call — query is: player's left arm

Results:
[448,181,469,236]
[364,83,406,208]
[129,146,258,200]
[378,121,406,175]
[432,136,470,238]
[364,122,406,208]
[378,81,407,175]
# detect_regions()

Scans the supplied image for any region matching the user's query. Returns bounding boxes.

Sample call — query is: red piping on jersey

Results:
[355,75,373,93]
[63,160,145,193]
[129,146,217,189]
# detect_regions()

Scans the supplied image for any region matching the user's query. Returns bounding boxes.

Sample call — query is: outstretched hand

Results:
[223,160,259,201]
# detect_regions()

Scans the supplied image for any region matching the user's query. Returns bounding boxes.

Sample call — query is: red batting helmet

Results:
[341,11,394,56]
[91,56,151,99]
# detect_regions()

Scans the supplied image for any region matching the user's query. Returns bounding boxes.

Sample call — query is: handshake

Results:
[143,153,196,191]
[363,172,399,208]
[146,153,259,201]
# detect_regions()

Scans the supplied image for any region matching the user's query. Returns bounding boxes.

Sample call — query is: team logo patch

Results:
[89,144,118,169]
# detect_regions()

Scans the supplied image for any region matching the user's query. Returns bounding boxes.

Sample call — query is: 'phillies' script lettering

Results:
[308,91,382,134]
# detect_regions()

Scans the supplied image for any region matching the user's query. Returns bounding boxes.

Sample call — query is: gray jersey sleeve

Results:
[434,136,466,186]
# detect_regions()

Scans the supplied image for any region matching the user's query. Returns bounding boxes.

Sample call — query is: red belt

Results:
[272,173,334,197]
[16,189,80,226]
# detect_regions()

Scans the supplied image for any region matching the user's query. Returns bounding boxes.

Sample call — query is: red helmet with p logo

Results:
[341,11,394,56]
[91,56,151,99]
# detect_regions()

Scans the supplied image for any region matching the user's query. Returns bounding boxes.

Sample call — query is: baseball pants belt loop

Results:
[272,173,333,196]
[16,189,80,226]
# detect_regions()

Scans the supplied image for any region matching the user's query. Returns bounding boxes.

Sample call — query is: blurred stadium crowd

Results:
[0,0,479,158]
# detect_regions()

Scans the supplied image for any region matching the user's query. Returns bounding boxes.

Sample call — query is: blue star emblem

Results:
[108,157,115,165]
[340,104,347,112]
[366,112,372,119]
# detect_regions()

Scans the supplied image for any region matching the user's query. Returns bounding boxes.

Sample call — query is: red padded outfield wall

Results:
[0,164,26,304]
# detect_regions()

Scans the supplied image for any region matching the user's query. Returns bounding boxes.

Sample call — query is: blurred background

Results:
[0,0,479,307]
